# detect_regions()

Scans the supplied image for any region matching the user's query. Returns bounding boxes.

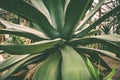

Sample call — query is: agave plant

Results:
[101,25,112,34]
[0,0,120,80]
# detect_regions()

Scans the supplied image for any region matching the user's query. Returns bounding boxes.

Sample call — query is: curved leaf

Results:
[88,53,111,70]
[75,46,120,61]
[31,0,51,24]
[103,65,116,80]
[32,51,61,80]
[0,54,40,80]
[69,37,120,56]
[0,29,47,41]
[43,0,65,32]
[0,55,29,70]
[0,38,63,55]
[64,0,70,12]
[75,4,120,37]
[86,58,99,80]
[93,35,120,42]
[0,18,48,40]
[76,0,104,31]
[61,45,92,80]
[0,0,59,38]
[62,0,92,39]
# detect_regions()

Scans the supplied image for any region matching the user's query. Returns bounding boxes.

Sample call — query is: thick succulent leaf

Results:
[0,54,40,80]
[93,35,120,42]
[20,57,41,69]
[103,66,116,80]
[76,0,104,31]
[62,0,91,39]
[0,0,59,38]
[0,18,48,40]
[76,47,116,70]
[88,54,111,70]
[86,58,99,80]
[0,55,29,70]
[62,0,66,9]
[75,46,120,61]
[0,29,47,41]
[61,45,93,80]
[75,4,120,38]
[82,0,93,19]
[0,38,63,55]
[12,53,47,76]
[64,0,70,12]
[32,51,61,80]
[43,0,65,32]
[69,37,120,56]
[31,0,51,24]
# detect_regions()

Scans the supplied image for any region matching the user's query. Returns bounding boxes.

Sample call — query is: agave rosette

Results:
[0,0,120,80]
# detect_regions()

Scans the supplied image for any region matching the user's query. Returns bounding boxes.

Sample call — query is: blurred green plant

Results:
[86,58,116,80]
[101,24,112,35]
[0,0,120,80]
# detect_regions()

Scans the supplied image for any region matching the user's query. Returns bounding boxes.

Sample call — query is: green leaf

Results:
[93,35,120,42]
[0,55,29,70]
[31,0,51,24]
[103,65,116,80]
[13,53,48,74]
[61,45,92,80]
[32,51,61,80]
[76,0,104,31]
[0,18,48,41]
[43,0,65,32]
[0,0,59,38]
[75,4,120,37]
[64,0,70,12]
[88,54,111,70]
[0,54,40,80]
[86,58,99,80]
[69,37,120,56]
[75,46,120,61]
[0,29,47,41]
[62,0,91,39]
[0,38,63,55]
[81,0,93,19]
